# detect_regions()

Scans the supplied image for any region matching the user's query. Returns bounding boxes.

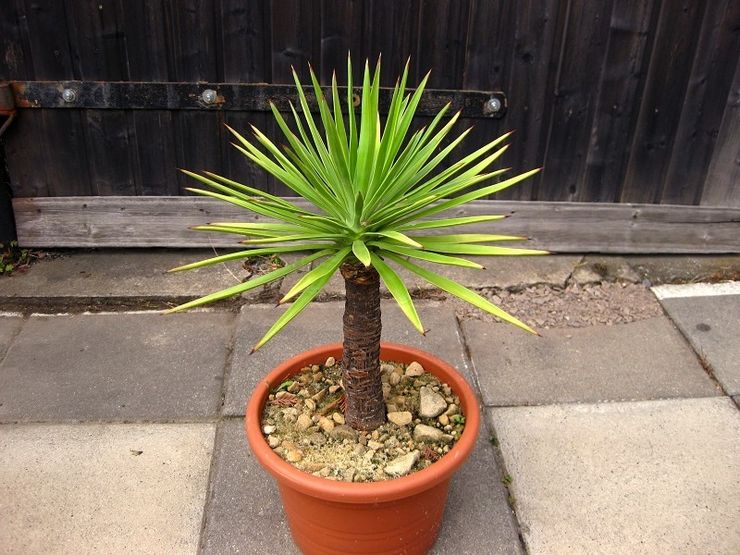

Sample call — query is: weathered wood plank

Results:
[620,0,707,203]
[701,56,740,208]
[579,0,659,203]
[661,0,740,205]
[12,196,740,253]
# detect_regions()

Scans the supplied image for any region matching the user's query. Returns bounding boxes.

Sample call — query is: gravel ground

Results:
[457,282,664,329]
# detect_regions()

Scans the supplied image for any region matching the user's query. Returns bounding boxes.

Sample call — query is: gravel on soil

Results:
[260,358,466,483]
[457,282,663,329]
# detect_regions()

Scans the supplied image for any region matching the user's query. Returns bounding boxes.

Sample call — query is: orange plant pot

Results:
[245,342,480,555]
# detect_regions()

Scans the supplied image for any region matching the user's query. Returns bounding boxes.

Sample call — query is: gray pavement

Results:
[1,253,739,554]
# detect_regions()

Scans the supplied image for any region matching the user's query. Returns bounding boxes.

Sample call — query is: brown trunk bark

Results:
[340,261,385,430]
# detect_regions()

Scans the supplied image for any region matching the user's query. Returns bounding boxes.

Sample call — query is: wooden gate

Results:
[1,1,739,251]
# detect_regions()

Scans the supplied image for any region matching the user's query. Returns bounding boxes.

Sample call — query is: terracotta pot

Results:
[245,342,480,555]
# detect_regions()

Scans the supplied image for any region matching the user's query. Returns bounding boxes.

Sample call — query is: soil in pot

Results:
[260,357,466,483]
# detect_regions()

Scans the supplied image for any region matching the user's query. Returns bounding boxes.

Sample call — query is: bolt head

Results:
[201,89,217,104]
[62,89,77,103]
[484,97,502,115]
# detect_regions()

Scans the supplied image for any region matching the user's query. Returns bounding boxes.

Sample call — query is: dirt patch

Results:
[457,282,663,329]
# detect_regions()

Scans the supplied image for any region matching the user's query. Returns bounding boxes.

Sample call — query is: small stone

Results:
[381,363,395,374]
[367,440,384,450]
[304,398,316,411]
[440,434,455,444]
[328,385,341,394]
[384,450,420,477]
[419,386,447,418]
[330,425,357,441]
[413,424,444,443]
[445,403,459,416]
[332,412,345,425]
[286,449,303,463]
[325,356,336,367]
[318,417,335,433]
[387,411,413,427]
[405,361,425,377]
[311,364,320,372]
[268,436,280,448]
[438,414,449,426]
[342,468,356,482]
[311,388,327,402]
[386,403,398,413]
[382,383,391,399]
[389,372,401,386]
[319,467,331,477]
[287,381,300,393]
[296,413,312,431]
[298,388,310,397]
[275,391,287,398]
[312,372,323,382]
[262,425,276,435]
[364,449,376,461]
[308,433,327,446]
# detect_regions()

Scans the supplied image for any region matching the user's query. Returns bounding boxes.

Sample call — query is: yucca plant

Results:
[168,57,546,430]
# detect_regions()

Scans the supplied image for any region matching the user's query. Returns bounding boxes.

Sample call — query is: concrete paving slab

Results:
[659,295,740,395]
[464,316,720,406]
[317,256,582,299]
[489,397,740,554]
[223,301,468,416]
[0,250,304,307]
[0,312,232,422]
[626,254,740,285]
[199,418,299,554]
[0,315,23,363]
[202,419,522,554]
[0,422,215,554]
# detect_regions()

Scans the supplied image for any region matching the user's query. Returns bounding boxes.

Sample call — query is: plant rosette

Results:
[168,57,544,554]
[246,343,480,555]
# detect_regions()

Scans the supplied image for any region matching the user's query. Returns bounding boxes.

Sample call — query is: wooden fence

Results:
[1,1,739,249]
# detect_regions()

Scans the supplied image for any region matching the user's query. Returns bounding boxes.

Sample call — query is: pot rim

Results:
[245,342,480,504]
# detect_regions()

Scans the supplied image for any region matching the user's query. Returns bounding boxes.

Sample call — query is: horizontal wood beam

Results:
[9,81,507,119]
[12,197,740,253]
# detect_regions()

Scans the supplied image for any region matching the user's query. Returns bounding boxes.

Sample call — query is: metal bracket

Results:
[9,81,507,119]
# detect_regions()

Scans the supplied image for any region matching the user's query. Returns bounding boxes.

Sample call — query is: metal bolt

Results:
[484,97,502,115]
[201,89,217,104]
[62,88,77,103]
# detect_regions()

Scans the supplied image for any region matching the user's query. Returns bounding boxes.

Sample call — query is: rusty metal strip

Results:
[9,81,507,118]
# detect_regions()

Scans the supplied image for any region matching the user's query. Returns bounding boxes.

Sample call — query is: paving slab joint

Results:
[218,312,240,414]
[454,314,530,553]
[654,300,733,398]
[196,418,228,554]
[0,313,27,367]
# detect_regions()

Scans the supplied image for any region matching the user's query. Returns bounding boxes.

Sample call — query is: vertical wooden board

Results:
[162,0,224,193]
[1,1,31,79]
[3,111,50,197]
[219,0,271,82]
[119,0,177,196]
[270,0,321,83]
[701,57,740,207]
[64,2,135,196]
[661,0,740,205]
[503,0,564,201]
[415,0,471,88]
[319,0,365,83]
[620,1,707,204]
[539,0,615,202]
[118,0,170,80]
[130,111,179,195]
[463,0,516,91]
[11,0,93,197]
[64,0,127,80]
[579,0,659,203]
[163,0,219,81]
[365,0,421,82]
